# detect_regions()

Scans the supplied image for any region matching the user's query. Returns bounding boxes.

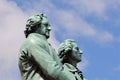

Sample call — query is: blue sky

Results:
[0,0,120,80]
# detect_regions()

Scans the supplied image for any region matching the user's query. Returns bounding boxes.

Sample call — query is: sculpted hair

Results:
[24,13,47,38]
[58,39,76,63]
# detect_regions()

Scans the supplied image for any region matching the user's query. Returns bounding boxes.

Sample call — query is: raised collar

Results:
[64,63,78,72]
[28,33,47,41]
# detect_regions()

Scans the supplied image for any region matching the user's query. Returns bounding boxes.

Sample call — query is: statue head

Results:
[58,39,83,64]
[24,13,51,38]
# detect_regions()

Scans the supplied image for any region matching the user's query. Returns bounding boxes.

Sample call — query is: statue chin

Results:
[77,59,81,62]
[46,35,50,39]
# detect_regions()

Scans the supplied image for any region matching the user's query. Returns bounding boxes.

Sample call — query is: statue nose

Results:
[79,50,83,54]
[47,26,51,31]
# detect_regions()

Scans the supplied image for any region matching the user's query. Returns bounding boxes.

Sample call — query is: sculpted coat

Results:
[19,33,76,80]
[58,39,86,80]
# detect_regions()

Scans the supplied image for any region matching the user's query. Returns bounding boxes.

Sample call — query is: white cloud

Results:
[63,0,106,17]
[55,10,97,37]
[0,0,88,79]
[65,0,120,18]
[0,0,119,80]
[77,58,89,71]
[80,0,106,15]
[48,32,60,51]
[22,0,115,44]
[54,10,114,44]
[104,0,120,9]
[95,31,114,43]
[0,0,28,80]
[0,0,60,80]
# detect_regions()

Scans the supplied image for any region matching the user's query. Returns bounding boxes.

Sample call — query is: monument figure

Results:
[18,13,78,80]
[58,39,86,80]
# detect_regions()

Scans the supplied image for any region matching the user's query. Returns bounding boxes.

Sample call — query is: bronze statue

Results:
[58,39,86,80]
[18,14,78,80]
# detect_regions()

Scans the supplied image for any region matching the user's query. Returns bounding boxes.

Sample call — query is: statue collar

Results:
[64,63,78,72]
[29,33,47,41]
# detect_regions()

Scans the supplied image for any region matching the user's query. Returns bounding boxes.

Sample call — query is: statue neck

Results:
[68,58,77,67]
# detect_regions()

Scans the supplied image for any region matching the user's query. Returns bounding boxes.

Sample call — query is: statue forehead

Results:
[41,17,48,23]
[71,42,78,47]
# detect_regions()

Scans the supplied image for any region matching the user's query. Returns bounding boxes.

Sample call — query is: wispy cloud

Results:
[16,0,117,44]
[0,0,120,80]
[95,31,114,43]
[54,10,114,44]
[48,32,60,51]
[55,10,96,37]
[0,0,27,80]
[105,0,120,9]
[77,58,89,71]
[0,0,61,80]
[113,65,120,72]
[62,0,106,18]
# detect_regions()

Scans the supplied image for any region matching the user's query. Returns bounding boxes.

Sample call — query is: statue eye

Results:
[43,23,49,26]
[44,23,48,26]
[75,47,79,50]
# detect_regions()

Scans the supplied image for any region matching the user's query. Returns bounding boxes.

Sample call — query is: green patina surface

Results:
[18,13,86,80]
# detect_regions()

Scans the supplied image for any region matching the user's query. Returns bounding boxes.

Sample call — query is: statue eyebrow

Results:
[43,23,51,26]
[75,47,79,50]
